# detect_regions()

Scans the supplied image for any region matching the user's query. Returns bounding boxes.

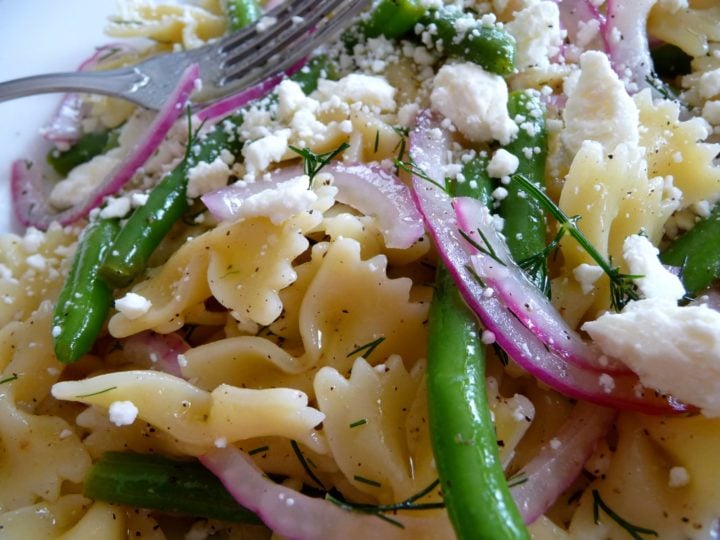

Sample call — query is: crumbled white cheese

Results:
[227,175,318,224]
[131,192,149,207]
[549,438,562,450]
[277,80,319,122]
[573,263,604,295]
[242,129,291,177]
[108,400,139,426]
[256,16,277,32]
[699,68,720,100]
[668,466,690,488]
[99,196,132,219]
[622,234,685,303]
[562,51,639,153]
[598,373,615,394]
[702,100,720,125]
[214,437,228,448]
[583,298,720,416]
[186,156,232,198]
[22,227,45,253]
[481,330,496,344]
[316,74,396,112]
[25,254,47,271]
[430,62,518,144]
[576,19,601,49]
[487,149,519,178]
[114,292,152,320]
[505,1,564,71]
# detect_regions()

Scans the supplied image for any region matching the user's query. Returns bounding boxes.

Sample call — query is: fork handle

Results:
[0,68,150,107]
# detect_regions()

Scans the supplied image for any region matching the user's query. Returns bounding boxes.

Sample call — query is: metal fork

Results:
[0,0,370,110]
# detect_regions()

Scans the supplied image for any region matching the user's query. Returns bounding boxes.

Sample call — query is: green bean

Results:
[225,0,262,32]
[98,121,242,288]
[99,56,334,288]
[498,91,549,292]
[47,130,119,177]
[52,218,119,364]
[660,204,720,295]
[418,6,516,75]
[356,0,426,40]
[650,43,692,79]
[453,155,493,204]
[427,267,529,540]
[84,452,260,524]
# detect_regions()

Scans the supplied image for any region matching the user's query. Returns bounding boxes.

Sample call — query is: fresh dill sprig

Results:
[506,471,528,488]
[349,418,368,428]
[290,440,325,490]
[492,343,510,367]
[289,142,349,181]
[644,75,687,109]
[75,386,118,399]
[326,479,444,529]
[458,228,506,268]
[512,174,641,311]
[354,475,382,488]
[373,130,380,154]
[394,156,446,190]
[592,489,659,540]
[248,445,269,456]
[517,225,566,297]
[347,337,386,359]
[0,373,18,385]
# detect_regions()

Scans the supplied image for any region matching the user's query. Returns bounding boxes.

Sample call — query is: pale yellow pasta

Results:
[314,356,429,503]
[51,370,325,453]
[59,501,127,540]
[0,495,91,538]
[298,237,429,376]
[108,1,226,49]
[648,3,720,57]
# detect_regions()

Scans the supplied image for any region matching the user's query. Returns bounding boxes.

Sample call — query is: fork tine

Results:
[218,0,369,89]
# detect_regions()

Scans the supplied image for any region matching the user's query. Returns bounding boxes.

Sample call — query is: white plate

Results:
[0,0,117,233]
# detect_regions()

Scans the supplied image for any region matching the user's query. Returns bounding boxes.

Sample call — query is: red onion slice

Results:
[196,59,306,122]
[43,44,137,143]
[555,0,608,53]
[200,447,452,539]
[120,331,189,378]
[603,0,656,93]
[12,63,200,229]
[511,402,616,524]
[455,196,628,374]
[202,162,424,249]
[408,114,689,414]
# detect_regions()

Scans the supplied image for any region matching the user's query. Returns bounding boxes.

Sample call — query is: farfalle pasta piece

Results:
[635,90,720,208]
[109,216,308,336]
[51,370,326,454]
[568,413,720,539]
[648,3,720,57]
[108,0,226,49]
[0,495,91,538]
[314,356,435,503]
[299,237,430,375]
[181,336,314,396]
[0,225,77,328]
[486,377,535,469]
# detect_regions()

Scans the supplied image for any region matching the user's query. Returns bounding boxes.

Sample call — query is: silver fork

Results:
[0,0,370,110]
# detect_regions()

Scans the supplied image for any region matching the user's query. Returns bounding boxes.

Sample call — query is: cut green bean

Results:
[427,267,529,540]
[47,130,119,177]
[418,6,516,75]
[84,452,260,524]
[498,91,549,292]
[660,204,720,295]
[99,56,334,288]
[53,218,119,364]
[357,0,426,40]
[453,155,493,204]
[98,120,242,288]
[225,0,262,32]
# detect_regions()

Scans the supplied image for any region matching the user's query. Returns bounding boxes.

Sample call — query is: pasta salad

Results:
[1,0,720,538]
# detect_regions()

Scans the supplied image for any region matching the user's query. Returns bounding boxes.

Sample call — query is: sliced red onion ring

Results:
[409,115,689,414]
[603,0,656,93]
[43,44,137,143]
[455,196,628,374]
[119,331,189,378]
[555,0,608,53]
[511,402,615,524]
[201,447,452,539]
[196,58,306,122]
[12,63,200,229]
[202,162,424,249]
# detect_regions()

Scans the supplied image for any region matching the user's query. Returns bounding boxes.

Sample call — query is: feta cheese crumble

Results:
[430,62,518,144]
[108,400,139,426]
[114,292,152,320]
[622,234,685,302]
